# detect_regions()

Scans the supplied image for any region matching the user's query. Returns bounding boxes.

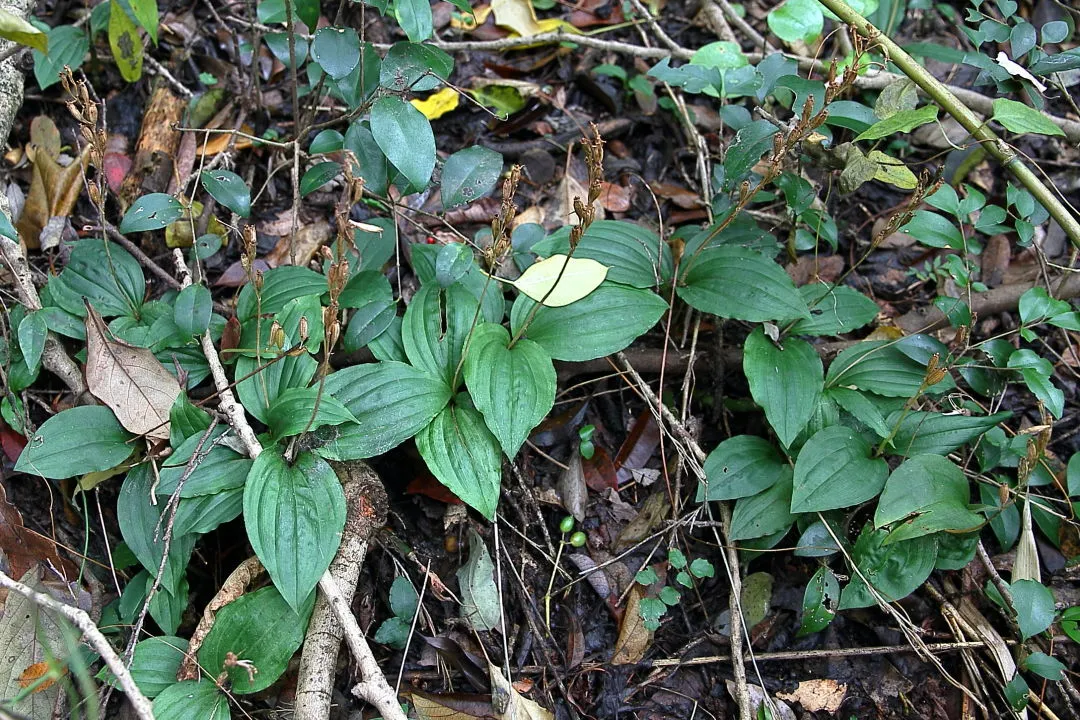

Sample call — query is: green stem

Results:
[817,0,1080,250]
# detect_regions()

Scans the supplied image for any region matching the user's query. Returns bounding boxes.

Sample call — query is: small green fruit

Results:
[569,531,587,548]
[559,515,575,534]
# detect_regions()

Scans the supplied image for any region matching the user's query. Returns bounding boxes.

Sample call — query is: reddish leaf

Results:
[1,423,27,462]
[582,446,618,491]
[0,483,78,581]
[613,410,660,484]
[407,471,465,505]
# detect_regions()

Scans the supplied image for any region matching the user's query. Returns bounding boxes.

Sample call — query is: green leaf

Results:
[992,98,1066,137]
[14,406,133,479]
[699,435,786,501]
[156,426,251,497]
[826,340,934,397]
[236,353,318,424]
[344,121,389,197]
[1004,673,1030,711]
[379,41,453,93]
[510,255,608,307]
[509,282,667,361]
[236,266,327,323]
[1019,287,1072,325]
[791,283,879,336]
[108,2,143,81]
[827,387,891,438]
[463,323,555,457]
[127,0,159,43]
[301,160,341,196]
[389,575,419,618]
[887,410,1011,456]
[402,283,479,388]
[123,636,188,698]
[61,239,145,317]
[854,105,938,141]
[0,7,48,51]
[1061,606,1080,644]
[1011,579,1056,639]
[1069,453,1080,498]
[457,528,500,630]
[435,242,475,288]
[319,361,451,460]
[198,586,314,694]
[899,209,964,249]
[17,311,46,371]
[167,392,211,445]
[678,247,809,323]
[173,284,212,336]
[767,0,823,42]
[120,193,183,233]
[395,0,433,42]
[874,455,982,538]
[373,616,411,648]
[791,426,888,512]
[416,405,502,519]
[311,26,360,79]
[1009,350,1064,419]
[722,120,779,188]
[170,488,243,537]
[371,96,436,192]
[266,386,359,439]
[118,465,194,595]
[689,558,714,578]
[343,303,396,352]
[839,526,937,609]
[200,170,251,218]
[535,220,674,288]
[244,448,346,612]
[309,129,344,154]
[729,469,796,540]
[798,566,839,635]
[33,25,89,89]
[743,328,822,448]
[441,146,503,208]
[1022,652,1065,681]
[152,680,229,720]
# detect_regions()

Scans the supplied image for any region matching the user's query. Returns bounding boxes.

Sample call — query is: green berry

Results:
[559,515,575,534]
[569,531,587,548]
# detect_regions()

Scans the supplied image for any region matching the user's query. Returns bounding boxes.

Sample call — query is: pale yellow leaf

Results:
[868,150,917,190]
[450,4,492,30]
[533,18,581,33]
[0,8,48,52]
[411,88,461,120]
[491,0,542,36]
[511,254,608,307]
[488,663,554,720]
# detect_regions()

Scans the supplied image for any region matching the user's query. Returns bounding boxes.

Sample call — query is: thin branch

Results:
[0,569,155,720]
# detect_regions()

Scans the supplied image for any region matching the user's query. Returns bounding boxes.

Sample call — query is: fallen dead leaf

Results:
[777,678,848,713]
[15,116,92,250]
[612,584,652,664]
[84,304,181,441]
[265,218,332,267]
[727,682,796,720]
[597,181,632,212]
[489,663,553,720]
[648,180,703,209]
[0,483,78,582]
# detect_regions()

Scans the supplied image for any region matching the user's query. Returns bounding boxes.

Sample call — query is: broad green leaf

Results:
[395,0,434,41]
[416,405,502,519]
[117,465,195,596]
[170,488,244,537]
[311,26,360,79]
[533,220,674,288]
[379,41,453,93]
[874,455,982,538]
[15,406,133,479]
[237,293,325,358]
[122,636,188,698]
[0,7,47,51]
[174,284,212,336]
[402,283,479,387]
[300,160,341,196]
[127,0,159,43]
[874,78,917,119]
[869,150,918,189]
[839,526,937,609]
[743,327,822,448]
[798,566,839,635]
[390,575,419,618]
[791,426,888,512]
[510,282,667,361]
[792,284,879,336]
[344,123,388,198]
[156,425,251,497]
[244,448,346,613]
[463,322,555,457]
[722,120,779,188]
[235,353,318,423]
[108,3,143,81]
[1010,579,1055,639]
[200,170,251,217]
[854,105,938,141]
[374,616,412,648]
[410,243,503,323]
[794,519,841,557]
[343,302,396,352]
[320,361,451,460]
[827,387,891,437]
[511,254,609,307]
[266,386,358,439]
[992,98,1065,137]
[698,435,787,501]
[1018,287,1071,325]
[17,311,46,371]
[887,410,1011,456]
[309,129,344,154]
[729,469,796,540]
[368,316,407,363]
[198,586,314,694]
[458,528,500,631]
[1022,652,1066,681]
[33,25,89,89]
[61,239,145,317]
[441,146,503,208]
[1009,350,1064,418]
[152,680,229,720]
[825,340,936,397]
[678,247,809,323]
[435,242,475,288]
[236,265,327,323]
[767,0,823,42]
[371,96,436,192]
[120,193,183,233]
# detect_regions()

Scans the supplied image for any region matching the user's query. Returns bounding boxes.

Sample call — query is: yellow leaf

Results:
[868,150,917,190]
[411,88,460,120]
[0,8,47,52]
[512,254,608,307]
[451,4,492,30]
[491,0,542,36]
[533,17,581,34]
[109,1,144,82]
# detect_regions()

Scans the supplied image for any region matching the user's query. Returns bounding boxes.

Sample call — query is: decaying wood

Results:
[118,84,185,210]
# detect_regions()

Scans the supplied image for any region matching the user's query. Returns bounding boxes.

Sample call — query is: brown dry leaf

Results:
[411,690,497,719]
[727,682,796,720]
[557,451,587,521]
[612,585,652,664]
[569,0,625,28]
[0,484,77,582]
[84,304,181,441]
[194,125,255,157]
[15,116,92,250]
[648,180,703,210]
[614,491,670,552]
[597,181,632,212]
[488,662,554,720]
[265,218,332,267]
[555,172,604,228]
[777,679,847,713]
